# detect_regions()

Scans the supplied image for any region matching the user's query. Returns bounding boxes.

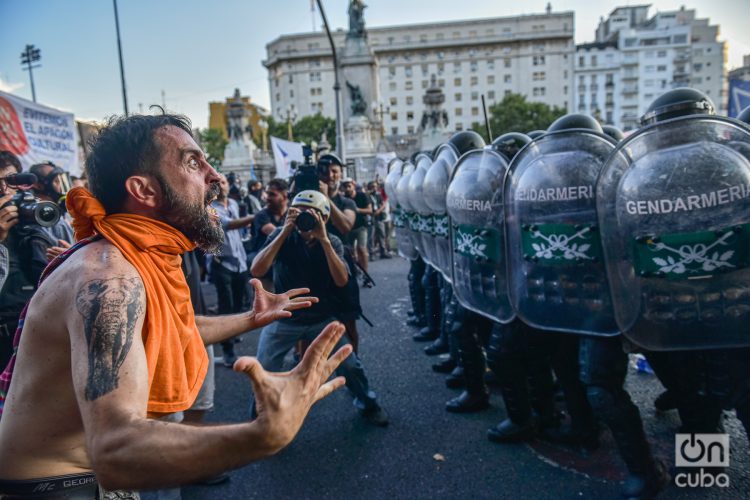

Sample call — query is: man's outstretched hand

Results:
[249,278,319,329]
[234,321,351,452]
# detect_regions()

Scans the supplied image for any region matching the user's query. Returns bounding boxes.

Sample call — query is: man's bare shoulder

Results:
[35,239,143,307]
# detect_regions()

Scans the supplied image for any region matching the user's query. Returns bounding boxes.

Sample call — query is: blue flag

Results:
[728,78,750,118]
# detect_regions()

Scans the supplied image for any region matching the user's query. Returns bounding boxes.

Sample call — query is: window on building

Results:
[471,91,478,100]
[422,80,429,89]
[504,75,512,83]
[657,65,667,72]
[438,51,445,59]
[579,56,585,67]
[533,55,546,66]
[274,78,279,87]
[455,108,463,116]
[504,58,511,68]
[487,75,495,84]
[388,67,396,78]
[275,93,280,101]
[657,50,667,58]
[590,92,597,103]
[455,92,462,101]
[290,90,294,97]
[454,62,461,73]
[407,111,414,121]
[452,31,461,39]
[454,77,462,86]
[422,64,429,76]
[389,82,397,91]
[310,59,321,67]
[391,127,398,135]
[456,122,464,131]
[673,34,687,44]
[437,33,444,40]
[389,97,397,106]
[438,78,445,87]
[390,112,398,120]
[533,72,546,81]
[288,74,294,83]
[471,107,479,116]
[405,81,413,90]
[420,34,428,42]
[487,59,495,70]
[407,125,415,134]
[470,61,478,72]
[470,76,478,86]
[437,63,445,74]
[579,75,585,84]
[406,96,413,105]
[405,66,413,77]
[563,85,568,94]
[488,90,495,100]
[505,89,512,96]
[624,37,637,47]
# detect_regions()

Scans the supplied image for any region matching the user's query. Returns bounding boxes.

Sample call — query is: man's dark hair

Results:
[267,178,288,192]
[85,113,192,214]
[0,151,22,173]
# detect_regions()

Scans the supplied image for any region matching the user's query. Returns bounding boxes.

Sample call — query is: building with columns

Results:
[264,8,575,138]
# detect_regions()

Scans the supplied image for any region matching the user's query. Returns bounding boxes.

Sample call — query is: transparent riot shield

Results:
[598,116,750,350]
[408,154,436,266]
[506,131,619,335]
[395,161,419,259]
[386,159,417,260]
[424,144,460,282]
[447,149,514,323]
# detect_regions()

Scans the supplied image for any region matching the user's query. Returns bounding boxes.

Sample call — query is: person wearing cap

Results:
[251,190,389,426]
[29,161,75,260]
[341,178,373,286]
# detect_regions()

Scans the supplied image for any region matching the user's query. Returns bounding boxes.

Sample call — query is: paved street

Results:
[180,257,749,499]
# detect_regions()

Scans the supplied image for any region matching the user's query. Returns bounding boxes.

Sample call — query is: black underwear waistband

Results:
[0,472,97,498]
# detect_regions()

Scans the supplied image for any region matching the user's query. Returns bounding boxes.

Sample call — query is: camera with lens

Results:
[295,209,318,232]
[292,145,321,195]
[2,190,61,228]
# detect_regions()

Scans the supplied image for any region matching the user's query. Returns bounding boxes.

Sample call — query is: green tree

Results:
[267,113,337,150]
[198,128,228,168]
[471,93,567,142]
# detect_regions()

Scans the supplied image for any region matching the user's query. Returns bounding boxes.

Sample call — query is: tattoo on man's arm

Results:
[75,277,145,401]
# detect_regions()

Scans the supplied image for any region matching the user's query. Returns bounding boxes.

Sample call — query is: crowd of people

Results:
[0,113,390,499]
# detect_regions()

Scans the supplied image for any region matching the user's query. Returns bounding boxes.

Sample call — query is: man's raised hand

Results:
[249,278,319,329]
[234,321,351,451]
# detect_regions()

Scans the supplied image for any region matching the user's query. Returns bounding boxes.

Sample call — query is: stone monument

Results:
[222,88,258,170]
[341,0,379,159]
[418,75,451,150]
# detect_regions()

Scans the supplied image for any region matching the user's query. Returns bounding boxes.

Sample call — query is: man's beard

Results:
[156,175,224,253]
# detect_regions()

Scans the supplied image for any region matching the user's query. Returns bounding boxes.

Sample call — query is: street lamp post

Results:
[316,0,346,162]
[113,0,129,116]
[20,45,41,103]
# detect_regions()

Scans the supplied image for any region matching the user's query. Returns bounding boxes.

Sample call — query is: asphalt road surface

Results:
[176,256,749,500]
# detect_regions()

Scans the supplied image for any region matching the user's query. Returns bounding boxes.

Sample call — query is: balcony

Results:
[622,85,639,95]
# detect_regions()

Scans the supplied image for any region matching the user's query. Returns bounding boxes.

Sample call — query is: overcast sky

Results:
[1,0,748,128]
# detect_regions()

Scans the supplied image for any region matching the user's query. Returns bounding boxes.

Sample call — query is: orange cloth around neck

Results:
[66,187,208,416]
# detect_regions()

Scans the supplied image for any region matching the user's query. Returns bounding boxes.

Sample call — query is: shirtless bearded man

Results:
[0,113,351,497]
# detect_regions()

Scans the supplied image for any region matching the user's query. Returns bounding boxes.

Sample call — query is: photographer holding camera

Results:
[250,190,388,426]
[0,153,21,292]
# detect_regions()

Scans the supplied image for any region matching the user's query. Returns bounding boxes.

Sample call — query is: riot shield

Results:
[408,154,436,265]
[386,159,417,260]
[447,148,514,323]
[506,131,619,335]
[598,116,750,349]
[395,161,419,259]
[423,144,460,282]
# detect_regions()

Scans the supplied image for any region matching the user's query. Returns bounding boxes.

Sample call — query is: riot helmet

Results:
[602,125,624,142]
[640,88,715,126]
[490,132,531,162]
[547,114,603,134]
[447,130,486,156]
[527,130,546,140]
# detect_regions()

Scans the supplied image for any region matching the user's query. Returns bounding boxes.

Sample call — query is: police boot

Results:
[426,285,453,355]
[445,366,465,389]
[450,312,489,411]
[587,385,668,499]
[413,268,440,341]
[432,357,456,374]
[487,380,535,443]
[407,259,426,327]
